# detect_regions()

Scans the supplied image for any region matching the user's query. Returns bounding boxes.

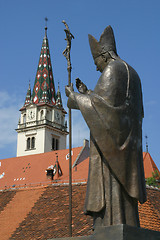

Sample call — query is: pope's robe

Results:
[67,58,147,227]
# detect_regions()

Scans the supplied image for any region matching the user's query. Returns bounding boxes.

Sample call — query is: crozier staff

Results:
[62,20,74,236]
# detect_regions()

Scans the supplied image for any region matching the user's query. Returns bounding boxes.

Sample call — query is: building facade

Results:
[16,26,68,157]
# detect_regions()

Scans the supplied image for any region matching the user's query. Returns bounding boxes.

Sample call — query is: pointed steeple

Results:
[56,83,63,108]
[32,21,56,105]
[24,82,31,106]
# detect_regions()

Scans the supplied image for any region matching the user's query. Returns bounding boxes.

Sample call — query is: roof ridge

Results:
[0,146,83,161]
[0,185,48,193]
[0,182,88,193]
[146,185,160,192]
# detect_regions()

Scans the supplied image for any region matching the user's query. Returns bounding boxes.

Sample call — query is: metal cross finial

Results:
[62,20,74,73]
[45,17,48,26]
[145,135,148,152]
[45,17,48,37]
[58,81,60,90]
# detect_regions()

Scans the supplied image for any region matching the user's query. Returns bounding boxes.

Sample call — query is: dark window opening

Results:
[52,138,59,150]
[56,139,59,150]
[52,138,55,150]
[40,110,43,120]
[26,137,35,150]
[27,138,30,150]
[31,137,35,149]
[23,114,26,123]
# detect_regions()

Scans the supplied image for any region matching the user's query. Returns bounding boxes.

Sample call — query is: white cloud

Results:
[0,107,18,148]
[0,91,11,108]
[0,91,23,150]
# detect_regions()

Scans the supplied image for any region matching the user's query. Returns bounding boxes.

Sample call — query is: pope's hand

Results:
[65,83,74,97]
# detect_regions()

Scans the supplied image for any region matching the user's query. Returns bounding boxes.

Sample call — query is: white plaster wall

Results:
[17,126,67,156]
[35,128,45,153]
[46,109,52,121]
[52,109,55,122]
[59,134,66,150]
[44,128,67,152]
[17,128,45,157]
[17,103,67,156]
[44,128,52,152]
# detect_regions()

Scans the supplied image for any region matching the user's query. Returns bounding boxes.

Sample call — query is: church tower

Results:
[16,25,68,157]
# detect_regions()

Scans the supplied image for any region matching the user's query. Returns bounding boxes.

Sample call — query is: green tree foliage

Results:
[146,170,160,188]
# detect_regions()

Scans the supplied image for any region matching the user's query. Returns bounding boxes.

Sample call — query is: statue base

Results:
[48,224,160,240]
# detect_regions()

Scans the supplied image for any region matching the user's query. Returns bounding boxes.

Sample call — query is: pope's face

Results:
[94,55,107,73]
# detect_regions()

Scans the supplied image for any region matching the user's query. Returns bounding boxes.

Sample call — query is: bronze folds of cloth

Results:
[65,26,146,229]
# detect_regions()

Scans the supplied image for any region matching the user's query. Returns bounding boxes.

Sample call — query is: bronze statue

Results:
[65,26,147,229]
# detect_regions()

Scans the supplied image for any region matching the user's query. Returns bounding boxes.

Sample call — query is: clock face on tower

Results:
[28,109,35,120]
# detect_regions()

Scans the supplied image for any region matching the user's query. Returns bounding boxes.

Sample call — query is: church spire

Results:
[56,83,63,108]
[24,81,31,106]
[32,21,56,105]
[16,21,68,157]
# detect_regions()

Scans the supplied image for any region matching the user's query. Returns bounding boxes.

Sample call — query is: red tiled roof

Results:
[0,147,88,190]
[0,149,159,190]
[7,184,91,239]
[139,187,160,231]
[0,185,159,240]
[0,190,16,213]
[0,146,159,239]
[143,152,160,178]
[0,187,44,240]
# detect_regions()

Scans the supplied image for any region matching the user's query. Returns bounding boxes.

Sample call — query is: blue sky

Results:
[0,0,160,169]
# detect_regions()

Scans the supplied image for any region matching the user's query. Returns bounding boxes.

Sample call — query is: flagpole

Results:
[62,20,74,237]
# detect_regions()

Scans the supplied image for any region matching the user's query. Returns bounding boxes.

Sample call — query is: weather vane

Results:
[62,20,74,237]
[45,17,48,37]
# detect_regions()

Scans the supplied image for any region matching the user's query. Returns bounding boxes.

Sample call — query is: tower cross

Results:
[45,17,48,37]
[145,135,148,152]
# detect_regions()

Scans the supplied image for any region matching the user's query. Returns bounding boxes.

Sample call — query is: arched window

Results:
[52,138,59,150]
[46,110,49,120]
[56,139,59,150]
[27,138,30,150]
[52,138,55,150]
[23,114,26,123]
[40,110,43,120]
[31,137,35,149]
